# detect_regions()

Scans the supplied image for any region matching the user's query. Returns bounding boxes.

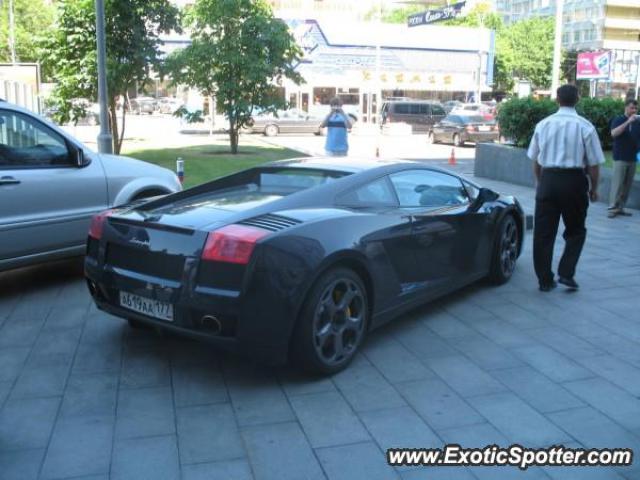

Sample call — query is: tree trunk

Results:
[119,99,126,153]
[229,116,238,154]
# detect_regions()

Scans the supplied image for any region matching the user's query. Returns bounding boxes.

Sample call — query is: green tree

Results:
[41,0,180,153]
[502,17,555,89]
[167,0,302,154]
[0,0,54,65]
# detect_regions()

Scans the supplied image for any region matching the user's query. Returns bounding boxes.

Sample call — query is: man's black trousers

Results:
[533,168,589,285]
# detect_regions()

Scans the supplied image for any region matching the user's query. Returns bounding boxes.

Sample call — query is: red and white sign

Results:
[576,51,612,80]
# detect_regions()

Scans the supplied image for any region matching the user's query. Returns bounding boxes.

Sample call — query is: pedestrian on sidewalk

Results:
[527,84,605,292]
[607,99,639,218]
[320,97,352,157]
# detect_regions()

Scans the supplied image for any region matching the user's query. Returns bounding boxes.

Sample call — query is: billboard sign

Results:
[576,51,612,80]
[408,2,466,27]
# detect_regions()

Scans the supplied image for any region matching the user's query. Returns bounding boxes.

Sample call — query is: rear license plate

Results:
[119,291,174,322]
[478,125,491,132]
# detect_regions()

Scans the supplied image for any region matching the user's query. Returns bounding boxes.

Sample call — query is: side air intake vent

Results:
[237,213,302,232]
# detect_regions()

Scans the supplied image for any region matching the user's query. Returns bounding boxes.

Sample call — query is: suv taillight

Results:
[202,224,270,265]
[88,209,115,240]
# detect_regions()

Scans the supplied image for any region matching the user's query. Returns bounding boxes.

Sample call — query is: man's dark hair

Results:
[625,98,638,107]
[556,84,579,107]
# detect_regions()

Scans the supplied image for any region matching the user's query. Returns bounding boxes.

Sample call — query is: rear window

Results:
[258,168,347,191]
[465,116,487,123]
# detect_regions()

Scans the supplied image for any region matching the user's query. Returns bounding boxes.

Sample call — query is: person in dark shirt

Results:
[608,99,639,218]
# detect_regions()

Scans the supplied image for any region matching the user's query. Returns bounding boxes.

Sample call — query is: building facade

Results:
[495,0,640,97]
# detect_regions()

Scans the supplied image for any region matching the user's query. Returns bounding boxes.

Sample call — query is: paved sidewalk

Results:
[1,172,639,479]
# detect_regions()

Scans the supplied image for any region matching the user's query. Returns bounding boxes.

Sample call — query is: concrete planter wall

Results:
[475,143,640,210]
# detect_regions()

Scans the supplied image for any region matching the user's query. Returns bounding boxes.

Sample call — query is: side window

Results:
[431,105,445,116]
[395,104,410,114]
[462,180,480,200]
[0,110,70,168]
[409,104,421,115]
[337,177,397,207]
[418,104,430,115]
[389,170,469,208]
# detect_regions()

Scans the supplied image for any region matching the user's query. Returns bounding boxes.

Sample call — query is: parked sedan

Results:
[247,109,325,136]
[427,115,499,147]
[85,157,524,374]
[129,97,157,115]
[0,100,182,272]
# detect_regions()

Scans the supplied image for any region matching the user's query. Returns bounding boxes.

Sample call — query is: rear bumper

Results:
[85,258,290,365]
[463,132,499,143]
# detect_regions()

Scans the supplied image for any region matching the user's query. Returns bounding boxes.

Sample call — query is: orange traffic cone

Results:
[448,148,456,165]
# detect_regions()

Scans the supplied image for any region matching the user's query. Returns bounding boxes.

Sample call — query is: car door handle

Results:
[0,176,21,186]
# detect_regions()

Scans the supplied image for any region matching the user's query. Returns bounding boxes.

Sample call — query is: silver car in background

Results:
[0,100,182,272]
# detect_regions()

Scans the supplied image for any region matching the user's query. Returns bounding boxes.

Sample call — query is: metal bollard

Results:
[176,157,184,184]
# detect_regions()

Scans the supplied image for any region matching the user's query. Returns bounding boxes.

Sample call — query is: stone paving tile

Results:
[359,406,443,451]
[562,378,640,430]
[72,342,122,375]
[0,346,30,383]
[241,422,325,480]
[289,390,370,448]
[42,304,89,332]
[423,354,507,398]
[544,466,627,480]
[393,322,459,360]
[0,396,60,451]
[482,303,553,330]
[448,334,525,371]
[396,378,485,431]
[362,333,435,384]
[459,316,538,349]
[316,441,400,480]
[171,362,228,407]
[489,366,585,414]
[111,435,180,480]
[332,361,407,412]
[510,345,596,384]
[225,371,295,428]
[176,403,245,464]
[0,315,46,348]
[40,414,113,479]
[115,386,176,439]
[572,355,640,397]
[181,459,254,480]
[466,392,572,447]
[421,307,477,339]
[524,327,606,359]
[59,371,118,419]
[278,369,337,397]
[0,448,45,480]
[0,380,11,407]
[10,353,73,399]
[120,346,171,389]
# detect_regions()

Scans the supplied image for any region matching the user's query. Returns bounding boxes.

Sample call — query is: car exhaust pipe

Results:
[200,315,222,335]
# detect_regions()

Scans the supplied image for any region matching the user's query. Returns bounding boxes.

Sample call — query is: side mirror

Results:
[476,187,499,203]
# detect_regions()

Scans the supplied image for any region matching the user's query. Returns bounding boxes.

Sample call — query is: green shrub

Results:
[497,96,625,150]
[497,97,557,148]
[575,97,624,150]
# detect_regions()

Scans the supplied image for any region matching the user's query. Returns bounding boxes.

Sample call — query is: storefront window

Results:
[337,87,359,105]
[313,87,336,105]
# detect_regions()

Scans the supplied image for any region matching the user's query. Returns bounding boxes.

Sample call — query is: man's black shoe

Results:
[558,277,579,290]
[539,281,557,292]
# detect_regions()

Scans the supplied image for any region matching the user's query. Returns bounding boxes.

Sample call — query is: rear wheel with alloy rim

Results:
[488,215,519,284]
[291,268,368,374]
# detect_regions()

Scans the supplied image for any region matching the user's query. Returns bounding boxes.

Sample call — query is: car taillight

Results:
[465,125,475,133]
[201,224,270,265]
[88,209,115,240]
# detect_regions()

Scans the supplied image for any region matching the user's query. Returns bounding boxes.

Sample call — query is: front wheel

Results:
[291,268,368,375]
[264,124,279,137]
[488,215,519,284]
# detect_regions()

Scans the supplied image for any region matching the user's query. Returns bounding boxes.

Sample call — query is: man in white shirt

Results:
[527,84,605,292]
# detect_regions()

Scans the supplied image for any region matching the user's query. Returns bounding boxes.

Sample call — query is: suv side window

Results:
[395,104,410,114]
[431,105,445,116]
[390,170,469,208]
[418,104,430,115]
[0,109,71,168]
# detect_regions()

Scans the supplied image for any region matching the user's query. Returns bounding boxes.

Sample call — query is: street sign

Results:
[407,2,466,27]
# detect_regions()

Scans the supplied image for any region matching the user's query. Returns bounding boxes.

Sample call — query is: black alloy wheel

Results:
[291,268,368,374]
[489,215,519,284]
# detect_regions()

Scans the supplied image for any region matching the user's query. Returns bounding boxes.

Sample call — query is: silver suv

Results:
[0,100,182,272]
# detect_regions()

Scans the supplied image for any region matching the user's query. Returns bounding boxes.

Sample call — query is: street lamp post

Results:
[550,0,564,99]
[95,0,113,153]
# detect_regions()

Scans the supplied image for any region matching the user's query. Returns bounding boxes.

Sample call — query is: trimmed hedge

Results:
[497,96,625,150]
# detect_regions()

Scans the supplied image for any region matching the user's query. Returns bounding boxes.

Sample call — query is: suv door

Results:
[0,108,108,264]
[429,104,446,127]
